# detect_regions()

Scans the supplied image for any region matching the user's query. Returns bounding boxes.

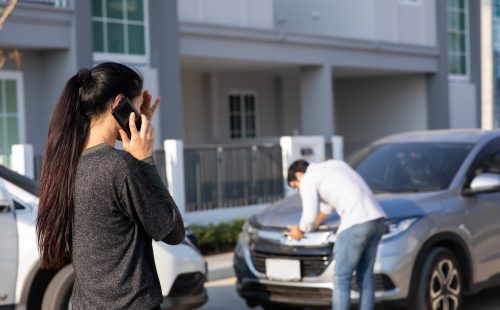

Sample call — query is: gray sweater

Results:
[71,144,184,310]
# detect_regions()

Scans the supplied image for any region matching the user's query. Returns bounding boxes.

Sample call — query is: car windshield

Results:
[348,143,473,193]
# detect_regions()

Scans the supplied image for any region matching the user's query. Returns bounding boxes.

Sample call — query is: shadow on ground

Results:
[200,277,500,310]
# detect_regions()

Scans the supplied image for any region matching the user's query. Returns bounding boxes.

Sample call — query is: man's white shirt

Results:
[298,160,387,235]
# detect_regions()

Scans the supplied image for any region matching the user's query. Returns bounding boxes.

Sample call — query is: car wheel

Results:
[415,247,462,310]
[41,264,75,310]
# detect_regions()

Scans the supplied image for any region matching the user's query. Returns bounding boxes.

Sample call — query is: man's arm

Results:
[315,201,334,228]
[315,211,328,228]
[298,179,319,233]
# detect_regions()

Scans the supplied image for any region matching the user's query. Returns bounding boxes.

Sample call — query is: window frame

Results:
[227,90,259,140]
[462,137,500,190]
[0,71,26,160]
[447,0,470,80]
[92,0,150,65]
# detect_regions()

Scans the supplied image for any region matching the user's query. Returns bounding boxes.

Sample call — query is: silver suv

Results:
[234,129,500,310]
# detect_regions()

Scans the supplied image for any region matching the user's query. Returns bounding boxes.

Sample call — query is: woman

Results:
[36,62,184,310]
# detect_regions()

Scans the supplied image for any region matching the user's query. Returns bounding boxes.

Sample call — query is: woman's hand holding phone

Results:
[118,90,160,160]
[119,113,154,160]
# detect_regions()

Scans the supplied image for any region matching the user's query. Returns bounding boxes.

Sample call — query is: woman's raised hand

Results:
[140,90,160,120]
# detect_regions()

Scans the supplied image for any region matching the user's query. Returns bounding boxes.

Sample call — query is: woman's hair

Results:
[36,62,143,269]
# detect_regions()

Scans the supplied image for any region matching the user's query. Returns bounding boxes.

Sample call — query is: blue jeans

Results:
[333,218,385,310]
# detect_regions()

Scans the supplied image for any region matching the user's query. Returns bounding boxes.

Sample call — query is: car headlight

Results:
[242,222,257,239]
[235,219,258,257]
[382,217,419,240]
[242,217,259,242]
[182,227,201,253]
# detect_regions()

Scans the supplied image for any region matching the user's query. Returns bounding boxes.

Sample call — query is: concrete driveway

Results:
[200,277,500,310]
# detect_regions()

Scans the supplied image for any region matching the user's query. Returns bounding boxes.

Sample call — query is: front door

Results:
[465,147,500,282]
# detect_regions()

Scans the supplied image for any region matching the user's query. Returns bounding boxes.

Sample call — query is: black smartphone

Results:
[111,96,142,139]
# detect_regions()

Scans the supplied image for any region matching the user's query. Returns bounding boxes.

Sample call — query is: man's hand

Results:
[286,225,304,241]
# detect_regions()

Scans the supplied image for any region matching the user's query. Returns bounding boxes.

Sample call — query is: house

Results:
[0,0,487,219]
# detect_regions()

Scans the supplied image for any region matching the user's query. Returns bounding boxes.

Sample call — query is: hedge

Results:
[190,219,246,255]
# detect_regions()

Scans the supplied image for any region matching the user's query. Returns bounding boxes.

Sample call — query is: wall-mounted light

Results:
[300,147,314,156]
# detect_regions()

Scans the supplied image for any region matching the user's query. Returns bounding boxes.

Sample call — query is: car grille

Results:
[250,250,395,292]
[251,251,333,277]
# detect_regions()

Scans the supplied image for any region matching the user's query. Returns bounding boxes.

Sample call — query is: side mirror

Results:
[463,173,500,196]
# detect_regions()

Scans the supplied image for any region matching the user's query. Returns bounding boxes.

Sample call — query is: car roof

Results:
[0,165,39,196]
[372,129,500,145]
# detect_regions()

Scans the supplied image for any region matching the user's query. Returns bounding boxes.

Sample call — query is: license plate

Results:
[265,258,301,281]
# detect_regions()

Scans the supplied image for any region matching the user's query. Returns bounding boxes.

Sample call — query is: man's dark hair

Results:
[287,159,310,184]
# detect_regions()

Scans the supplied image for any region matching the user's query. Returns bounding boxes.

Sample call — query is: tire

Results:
[414,247,463,310]
[244,298,260,308]
[41,264,75,310]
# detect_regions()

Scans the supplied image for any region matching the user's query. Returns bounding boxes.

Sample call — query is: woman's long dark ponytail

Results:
[36,62,143,269]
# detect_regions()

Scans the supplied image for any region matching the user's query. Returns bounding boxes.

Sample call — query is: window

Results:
[473,151,500,177]
[92,0,147,61]
[229,92,257,139]
[447,0,469,76]
[14,200,26,211]
[0,74,24,167]
[350,143,472,193]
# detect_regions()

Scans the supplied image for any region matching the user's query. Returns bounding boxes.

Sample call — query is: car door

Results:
[0,184,17,307]
[463,141,500,282]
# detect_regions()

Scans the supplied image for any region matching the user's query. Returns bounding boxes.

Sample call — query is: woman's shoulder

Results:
[105,148,142,170]
[81,146,142,177]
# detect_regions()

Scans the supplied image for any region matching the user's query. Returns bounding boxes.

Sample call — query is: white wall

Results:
[448,80,478,128]
[13,51,47,156]
[182,71,293,144]
[334,74,428,155]
[18,50,77,155]
[177,0,274,29]
[281,74,301,135]
[375,0,436,45]
[181,71,212,144]
[274,0,375,40]
[274,0,436,46]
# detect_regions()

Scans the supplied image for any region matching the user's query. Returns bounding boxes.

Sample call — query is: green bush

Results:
[191,219,246,255]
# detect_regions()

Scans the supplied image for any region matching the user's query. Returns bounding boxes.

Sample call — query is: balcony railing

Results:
[1,0,71,9]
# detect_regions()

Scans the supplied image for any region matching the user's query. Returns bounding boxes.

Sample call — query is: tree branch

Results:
[0,0,18,30]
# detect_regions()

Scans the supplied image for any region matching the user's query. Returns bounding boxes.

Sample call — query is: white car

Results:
[0,165,208,310]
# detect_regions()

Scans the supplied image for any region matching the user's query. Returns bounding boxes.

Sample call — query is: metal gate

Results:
[184,143,284,212]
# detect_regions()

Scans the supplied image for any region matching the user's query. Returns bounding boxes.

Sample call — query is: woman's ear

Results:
[111,94,124,110]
